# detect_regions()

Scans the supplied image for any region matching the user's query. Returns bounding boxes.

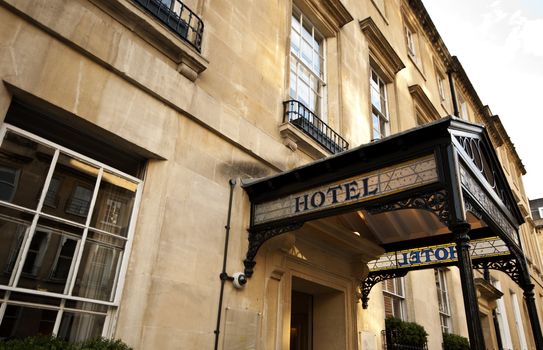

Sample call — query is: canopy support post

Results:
[523,283,543,348]
[452,222,485,350]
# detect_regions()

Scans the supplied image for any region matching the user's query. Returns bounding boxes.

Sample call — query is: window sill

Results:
[279,122,331,159]
[90,0,208,81]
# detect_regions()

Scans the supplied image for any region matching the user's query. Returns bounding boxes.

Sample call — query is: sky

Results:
[423,0,543,200]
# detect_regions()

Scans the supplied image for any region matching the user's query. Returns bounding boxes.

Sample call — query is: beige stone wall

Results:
[1,0,541,349]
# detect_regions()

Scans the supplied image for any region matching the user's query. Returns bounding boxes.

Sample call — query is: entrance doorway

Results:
[290,291,313,350]
[290,277,347,350]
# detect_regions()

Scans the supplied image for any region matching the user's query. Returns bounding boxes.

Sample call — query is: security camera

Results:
[232,272,247,289]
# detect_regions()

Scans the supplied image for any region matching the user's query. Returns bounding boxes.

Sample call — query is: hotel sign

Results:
[368,237,510,272]
[254,155,438,226]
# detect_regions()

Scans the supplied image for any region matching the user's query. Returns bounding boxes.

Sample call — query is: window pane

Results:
[301,22,313,46]
[290,69,297,99]
[0,216,29,285]
[0,132,55,210]
[90,172,137,237]
[392,298,403,318]
[9,292,62,306]
[291,30,300,55]
[57,311,106,342]
[44,177,61,208]
[291,14,300,32]
[371,86,381,110]
[298,80,310,108]
[160,0,172,7]
[17,224,80,294]
[42,154,99,224]
[72,241,123,301]
[0,304,56,338]
[384,294,393,317]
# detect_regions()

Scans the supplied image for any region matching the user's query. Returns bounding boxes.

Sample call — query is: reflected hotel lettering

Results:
[397,245,457,267]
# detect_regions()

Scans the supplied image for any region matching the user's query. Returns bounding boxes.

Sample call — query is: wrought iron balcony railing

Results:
[283,100,348,154]
[133,0,203,52]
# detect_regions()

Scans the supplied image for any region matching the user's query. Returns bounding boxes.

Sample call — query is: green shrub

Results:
[385,317,428,347]
[0,335,75,350]
[78,338,132,350]
[442,333,470,350]
[0,336,132,350]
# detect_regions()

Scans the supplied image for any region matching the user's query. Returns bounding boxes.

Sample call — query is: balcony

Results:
[133,0,203,52]
[283,100,348,155]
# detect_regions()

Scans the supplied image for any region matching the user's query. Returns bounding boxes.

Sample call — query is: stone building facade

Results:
[0,0,541,349]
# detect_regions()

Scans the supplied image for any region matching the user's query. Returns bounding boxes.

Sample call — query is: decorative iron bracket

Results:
[360,270,408,309]
[243,223,304,277]
[464,197,483,220]
[366,190,450,226]
[472,256,522,286]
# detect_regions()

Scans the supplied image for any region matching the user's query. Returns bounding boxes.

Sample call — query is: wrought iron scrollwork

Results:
[473,257,522,286]
[464,197,483,220]
[366,190,450,226]
[454,135,515,215]
[243,223,304,277]
[360,270,408,309]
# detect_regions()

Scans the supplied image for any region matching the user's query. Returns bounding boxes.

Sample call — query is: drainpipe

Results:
[447,69,460,117]
[213,179,237,350]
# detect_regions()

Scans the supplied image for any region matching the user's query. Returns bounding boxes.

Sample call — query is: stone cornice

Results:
[486,114,526,174]
[360,17,405,80]
[406,0,453,67]
[475,278,504,301]
[408,85,440,121]
[298,0,354,36]
[405,0,527,177]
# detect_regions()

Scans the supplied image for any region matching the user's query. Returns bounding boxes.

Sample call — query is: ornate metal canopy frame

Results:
[241,117,542,350]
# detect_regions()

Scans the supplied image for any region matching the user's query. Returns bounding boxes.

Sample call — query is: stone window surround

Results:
[370,0,389,25]
[401,7,425,74]
[360,17,405,140]
[89,0,208,81]
[280,0,353,158]
[290,6,327,120]
[409,84,440,125]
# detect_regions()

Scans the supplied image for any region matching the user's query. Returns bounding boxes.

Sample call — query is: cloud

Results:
[508,18,543,56]
[424,0,543,198]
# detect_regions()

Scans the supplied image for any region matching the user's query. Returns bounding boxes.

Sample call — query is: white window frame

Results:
[492,280,513,349]
[510,290,528,350]
[289,6,327,120]
[383,277,406,320]
[370,67,389,140]
[458,93,469,120]
[405,25,416,58]
[437,73,446,103]
[435,269,452,333]
[0,123,144,339]
[538,207,543,219]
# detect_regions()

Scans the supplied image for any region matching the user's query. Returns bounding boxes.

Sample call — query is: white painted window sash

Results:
[0,123,143,339]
